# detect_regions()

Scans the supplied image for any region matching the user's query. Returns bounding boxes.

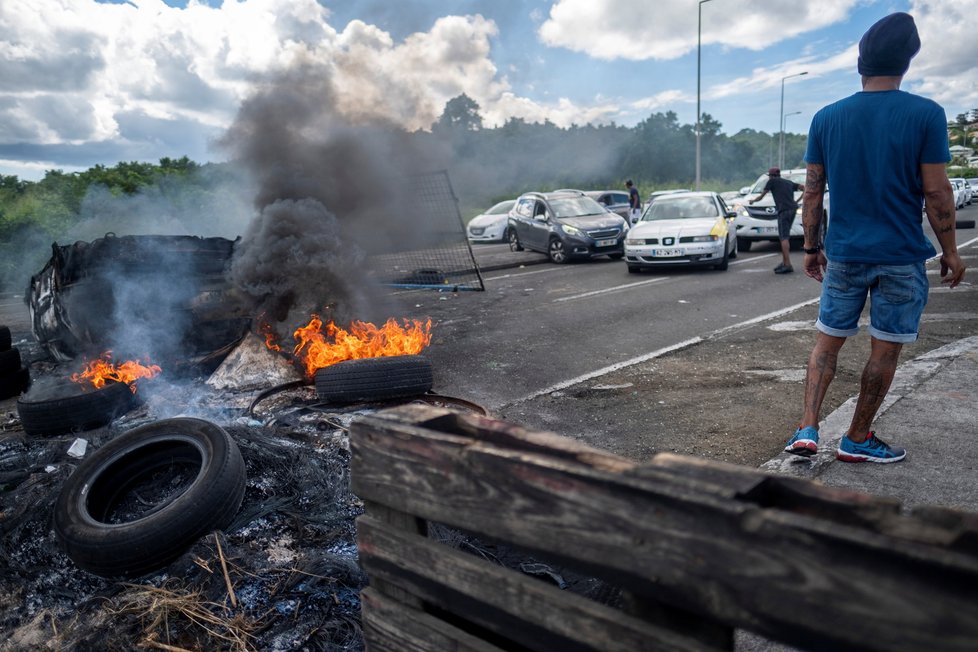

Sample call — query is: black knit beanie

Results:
[857,12,921,77]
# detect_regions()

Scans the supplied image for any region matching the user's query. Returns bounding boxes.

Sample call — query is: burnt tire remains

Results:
[0,367,31,400]
[0,346,22,375]
[315,355,433,404]
[54,417,246,578]
[16,380,137,437]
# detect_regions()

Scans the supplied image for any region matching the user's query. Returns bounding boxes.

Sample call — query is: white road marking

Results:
[484,267,565,282]
[553,277,669,302]
[506,296,827,406]
[730,252,778,266]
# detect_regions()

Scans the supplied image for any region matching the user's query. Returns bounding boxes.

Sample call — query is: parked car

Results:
[949,178,971,208]
[733,169,829,251]
[507,190,628,263]
[467,199,517,243]
[583,190,631,221]
[624,191,737,272]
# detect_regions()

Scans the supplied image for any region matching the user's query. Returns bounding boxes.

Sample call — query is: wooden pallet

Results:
[350,404,978,651]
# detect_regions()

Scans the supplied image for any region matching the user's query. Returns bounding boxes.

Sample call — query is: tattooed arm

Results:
[921,162,966,288]
[801,163,827,281]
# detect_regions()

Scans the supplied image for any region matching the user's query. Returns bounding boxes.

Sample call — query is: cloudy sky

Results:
[1,0,976,180]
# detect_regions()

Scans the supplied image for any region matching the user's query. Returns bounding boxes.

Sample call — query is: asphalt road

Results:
[397,203,978,412]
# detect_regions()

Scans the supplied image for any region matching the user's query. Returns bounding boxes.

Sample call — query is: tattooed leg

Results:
[801,332,847,429]
[846,337,903,441]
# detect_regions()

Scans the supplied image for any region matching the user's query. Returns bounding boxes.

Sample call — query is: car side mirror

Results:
[726,210,737,218]
[739,187,750,195]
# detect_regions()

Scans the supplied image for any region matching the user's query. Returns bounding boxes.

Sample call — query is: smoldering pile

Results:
[0,389,368,652]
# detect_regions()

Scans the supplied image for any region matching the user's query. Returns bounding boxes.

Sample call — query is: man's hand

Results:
[804,251,827,282]
[940,251,966,288]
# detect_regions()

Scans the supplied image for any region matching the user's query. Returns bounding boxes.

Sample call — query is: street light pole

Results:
[695,0,713,191]
[779,71,807,169]
[782,111,801,169]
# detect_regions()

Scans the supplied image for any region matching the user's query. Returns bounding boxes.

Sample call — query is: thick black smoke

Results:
[219,60,445,336]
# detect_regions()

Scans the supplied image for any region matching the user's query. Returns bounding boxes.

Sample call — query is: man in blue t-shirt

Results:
[783,12,966,464]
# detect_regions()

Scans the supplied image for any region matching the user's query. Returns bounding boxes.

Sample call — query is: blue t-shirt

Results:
[804,90,949,264]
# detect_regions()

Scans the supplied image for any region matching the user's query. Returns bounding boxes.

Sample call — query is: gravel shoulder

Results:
[499,278,978,467]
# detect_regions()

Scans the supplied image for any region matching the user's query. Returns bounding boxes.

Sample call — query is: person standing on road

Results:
[784,12,966,464]
[748,167,803,274]
[625,179,641,225]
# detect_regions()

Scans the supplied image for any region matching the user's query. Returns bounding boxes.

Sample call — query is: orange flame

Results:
[289,315,433,377]
[71,352,162,393]
[259,320,282,352]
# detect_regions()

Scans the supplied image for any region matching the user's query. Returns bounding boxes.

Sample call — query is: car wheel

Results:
[548,238,568,264]
[508,229,523,252]
[728,235,738,259]
[736,237,752,252]
[714,244,729,271]
[53,417,246,578]
[500,227,510,244]
[608,253,624,260]
[17,379,139,437]
[315,355,433,404]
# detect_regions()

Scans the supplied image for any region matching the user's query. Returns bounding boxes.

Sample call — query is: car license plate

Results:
[653,248,683,257]
[758,226,778,234]
[596,238,617,247]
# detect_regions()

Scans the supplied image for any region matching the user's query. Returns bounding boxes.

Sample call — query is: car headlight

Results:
[624,238,643,246]
[689,235,719,242]
[561,224,583,236]
[739,207,749,217]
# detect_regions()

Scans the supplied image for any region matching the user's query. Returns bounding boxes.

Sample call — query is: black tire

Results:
[0,367,30,400]
[508,229,524,252]
[548,238,569,264]
[500,227,510,244]
[0,347,21,375]
[714,244,729,271]
[0,325,10,351]
[17,379,138,437]
[956,219,975,229]
[728,236,738,259]
[627,265,641,274]
[315,355,433,404]
[54,418,246,578]
[608,253,624,260]
[736,237,752,252]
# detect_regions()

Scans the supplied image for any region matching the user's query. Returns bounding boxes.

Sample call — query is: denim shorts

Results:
[816,261,929,343]
[777,208,795,240]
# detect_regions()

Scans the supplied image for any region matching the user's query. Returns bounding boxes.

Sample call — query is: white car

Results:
[732,169,830,251]
[467,200,516,243]
[950,178,971,208]
[624,191,737,272]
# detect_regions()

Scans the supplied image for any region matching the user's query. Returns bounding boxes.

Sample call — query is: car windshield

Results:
[643,197,718,221]
[487,200,515,215]
[548,196,607,218]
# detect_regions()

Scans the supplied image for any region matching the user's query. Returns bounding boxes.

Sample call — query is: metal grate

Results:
[366,171,484,292]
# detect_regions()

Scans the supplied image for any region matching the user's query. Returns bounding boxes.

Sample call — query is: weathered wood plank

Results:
[361,500,427,608]
[360,587,505,652]
[350,410,978,652]
[357,515,725,652]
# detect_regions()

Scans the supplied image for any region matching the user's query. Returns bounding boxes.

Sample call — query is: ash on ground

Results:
[0,379,370,652]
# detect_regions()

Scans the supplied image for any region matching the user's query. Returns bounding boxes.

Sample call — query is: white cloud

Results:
[908,0,978,117]
[538,0,859,61]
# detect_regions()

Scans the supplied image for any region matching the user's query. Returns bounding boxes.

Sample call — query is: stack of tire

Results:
[0,325,31,400]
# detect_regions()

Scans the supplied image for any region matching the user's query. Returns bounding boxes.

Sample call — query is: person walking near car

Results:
[748,167,803,274]
[783,12,966,464]
[625,179,641,224]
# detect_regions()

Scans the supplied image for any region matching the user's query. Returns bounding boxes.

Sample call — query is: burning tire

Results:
[314,355,433,404]
[16,379,138,437]
[54,417,246,578]
[0,367,31,400]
